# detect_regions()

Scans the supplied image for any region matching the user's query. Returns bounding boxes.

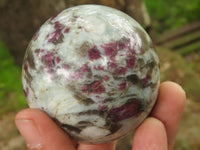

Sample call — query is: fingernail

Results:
[15,119,42,149]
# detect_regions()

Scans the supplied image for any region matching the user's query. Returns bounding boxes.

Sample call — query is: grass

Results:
[144,0,200,35]
[0,39,27,114]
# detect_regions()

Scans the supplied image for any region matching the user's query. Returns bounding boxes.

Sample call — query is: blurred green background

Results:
[0,0,200,149]
[145,0,200,34]
[0,40,27,114]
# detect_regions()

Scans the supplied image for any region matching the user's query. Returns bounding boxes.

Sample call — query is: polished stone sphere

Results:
[22,5,160,143]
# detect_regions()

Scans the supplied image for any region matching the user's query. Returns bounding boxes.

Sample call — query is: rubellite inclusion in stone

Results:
[22,5,160,143]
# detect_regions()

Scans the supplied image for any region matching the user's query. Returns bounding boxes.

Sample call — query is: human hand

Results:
[15,81,186,150]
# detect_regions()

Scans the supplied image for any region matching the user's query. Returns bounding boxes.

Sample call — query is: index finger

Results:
[151,81,186,150]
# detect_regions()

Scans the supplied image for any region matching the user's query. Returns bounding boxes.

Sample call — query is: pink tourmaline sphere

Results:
[22,5,160,143]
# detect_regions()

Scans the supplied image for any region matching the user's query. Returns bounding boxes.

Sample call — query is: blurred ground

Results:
[0,113,26,150]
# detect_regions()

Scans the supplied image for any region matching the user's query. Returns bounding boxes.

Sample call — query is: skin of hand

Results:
[15,81,186,150]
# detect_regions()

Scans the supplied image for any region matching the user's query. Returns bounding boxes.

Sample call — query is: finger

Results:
[78,141,116,150]
[132,117,168,150]
[15,108,76,150]
[151,81,186,150]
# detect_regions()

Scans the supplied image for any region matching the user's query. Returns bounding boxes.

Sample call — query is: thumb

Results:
[15,108,76,150]
[132,117,168,150]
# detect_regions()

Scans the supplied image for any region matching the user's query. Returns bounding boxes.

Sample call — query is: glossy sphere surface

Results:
[22,5,160,143]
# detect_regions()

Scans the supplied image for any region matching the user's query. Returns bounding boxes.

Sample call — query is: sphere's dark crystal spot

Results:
[27,50,35,70]
[127,74,139,84]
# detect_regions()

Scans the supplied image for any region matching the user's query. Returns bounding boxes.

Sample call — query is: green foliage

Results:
[177,41,200,55]
[144,0,200,35]
[0,40,27,114]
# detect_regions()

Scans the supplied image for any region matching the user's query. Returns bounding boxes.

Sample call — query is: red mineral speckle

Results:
[72,72,82,79]
[142,75,152,86]
[36,49,44,57]
[101,41,129,60]
[109,62,117,69]
[81,85,88,92]
[108,100,140,122]
[64,27,70,33]
[104,42,119,49]
[149,99,153,104]
[35,49,45,57]
[118,42,127,49]
[47,21,64,44]
[67,71,82,81]
[50,12,60,21]
[127,55,135,69]
[56,57,61,64]
[23,59,28,71]
[119,82,126,91]
[91,80,105,94]
[93,65,104,70]
[80,63,90,72]
[96,95,101,99]
[54,21,64,30]
[101,43,118,59]
[63,64,70,70]
[47,30,63,43]
[88,46,101,60]
[41,53,54,68]
[98,105,108,111]
[114,67,127,75]
[103,75,109,81]
[23,87,29,98]
[81,80,106,94]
